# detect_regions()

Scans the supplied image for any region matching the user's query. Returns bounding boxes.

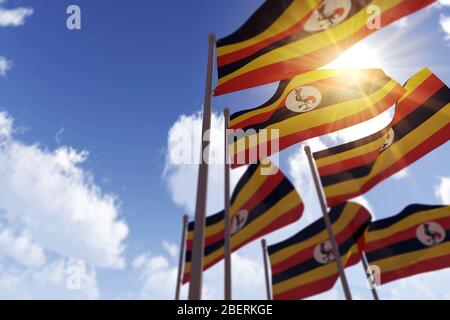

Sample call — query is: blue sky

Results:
[0,0,449,299]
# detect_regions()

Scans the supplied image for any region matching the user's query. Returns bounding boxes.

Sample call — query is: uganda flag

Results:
[268,202,371,300]
[365,204,450,285]
[229,69,404,167]
[215,0,435,95]
[313,68,450,207]
[182,161,303,284]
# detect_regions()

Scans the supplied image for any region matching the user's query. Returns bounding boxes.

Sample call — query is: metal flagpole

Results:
[304,145,353,300]
[261,239,272,300]
[175,214,189,300]
[361,252,380,300]
[223,108,232,300]
[188,33,216,300]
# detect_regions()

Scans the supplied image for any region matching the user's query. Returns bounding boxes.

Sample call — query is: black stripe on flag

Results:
[368,204,446,232]
[218,0,372,79]
[217,0,294,47]
[366,230,450,263]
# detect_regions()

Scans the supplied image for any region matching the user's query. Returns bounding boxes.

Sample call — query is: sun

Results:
[325,43,384,69]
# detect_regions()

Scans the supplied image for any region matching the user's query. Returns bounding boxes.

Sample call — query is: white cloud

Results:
[0,3,33,76]
[230,252,265,298]
[0,56,11,76]
[391,168,409,180]
[0,5,33,27]
[164,111,246,216]
[435,177,450,203]
[0,111,13,138]
[381,269,450,299]
[132,251,180,300]
[394,17,409,29]
[352,196,374,216]
[55,128,65,145]
[132,244,265,300]
[162,240,178,259]
[439,14,450,40]
[438,0,450,7]
[0,229,46,267]
[0,259,99,299]
[0,111,128,269]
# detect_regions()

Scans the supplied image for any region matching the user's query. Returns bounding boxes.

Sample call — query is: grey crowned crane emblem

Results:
[295,88,318,110]
[381,128,395,151]
[416,222,446,247]
[286,86,322,113]
[423,223,445,246]
[304,0,352,32]
[314,240,335,264]
[230,210,249,235]
[316,1,346,29]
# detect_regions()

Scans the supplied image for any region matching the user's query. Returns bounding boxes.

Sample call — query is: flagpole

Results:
[175,214,189,300]
[361,252,380,300]
[223,107,232,300]
[304,145,353,300]
[188,33,216,300]
[261,239,272,300]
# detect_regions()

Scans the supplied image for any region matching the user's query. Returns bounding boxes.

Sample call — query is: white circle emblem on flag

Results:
[313,240,335,264]
[381,128,395,151]
[230,209,249,235]
[304,0,352,32]
[285,86,322,113]
[416,222,446,247]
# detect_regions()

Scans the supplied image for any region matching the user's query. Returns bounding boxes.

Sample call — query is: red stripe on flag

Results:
[273,274,338,300]
[380,253,450,285]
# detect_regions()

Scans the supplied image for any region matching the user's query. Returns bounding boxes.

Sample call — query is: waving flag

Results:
[313,68,450,207]
[268,202,371,300]
[215,0,436,95]
[229,69,404,167]
[365,204,450,285]
[182,161,303,284]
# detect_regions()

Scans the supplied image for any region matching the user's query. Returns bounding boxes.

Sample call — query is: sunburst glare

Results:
[325,43,384,69]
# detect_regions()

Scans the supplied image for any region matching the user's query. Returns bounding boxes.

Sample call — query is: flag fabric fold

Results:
[313,68,450,207]
[182,161,303,284]
[365,204,450,285]
[229,68,404,168]
[268,202,371,300]
[215,0,436,95]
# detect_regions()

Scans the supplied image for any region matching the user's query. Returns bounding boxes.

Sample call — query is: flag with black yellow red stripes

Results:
[229,68,404,168]
[365,204,450,285]
[313,68,450,207]
[182,161,303,284]
[268,202,371,300]
[215,0,436,95]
